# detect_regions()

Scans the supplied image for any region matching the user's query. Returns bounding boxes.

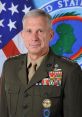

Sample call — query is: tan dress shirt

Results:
[27,55,46,81]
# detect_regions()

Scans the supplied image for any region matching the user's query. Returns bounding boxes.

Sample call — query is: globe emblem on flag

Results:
[51,12,82,68]
[33,0,82,68]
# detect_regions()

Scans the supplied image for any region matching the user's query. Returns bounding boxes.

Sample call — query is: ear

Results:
[49,29,54,41]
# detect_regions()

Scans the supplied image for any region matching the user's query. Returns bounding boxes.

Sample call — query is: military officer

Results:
[1,9,82,117]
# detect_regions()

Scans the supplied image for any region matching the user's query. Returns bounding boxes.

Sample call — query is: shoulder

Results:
[56,55,74,64]
[4,54,27,67]
[54,54,81,71]
[6,54,26,61]
[49,48,81,70]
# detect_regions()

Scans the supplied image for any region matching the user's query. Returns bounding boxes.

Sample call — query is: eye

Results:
[26,29,32,33]
[38,29,43,33]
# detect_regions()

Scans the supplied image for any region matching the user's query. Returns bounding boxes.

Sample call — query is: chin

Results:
[29,49,41,55]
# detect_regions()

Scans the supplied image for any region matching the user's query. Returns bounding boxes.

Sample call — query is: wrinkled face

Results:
[21,16,54,56]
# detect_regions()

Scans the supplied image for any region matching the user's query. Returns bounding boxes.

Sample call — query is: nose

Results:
[32,32,39,41]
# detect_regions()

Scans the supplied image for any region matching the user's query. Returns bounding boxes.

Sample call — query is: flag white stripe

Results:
[0,33,28,77]
[12,33,27,54]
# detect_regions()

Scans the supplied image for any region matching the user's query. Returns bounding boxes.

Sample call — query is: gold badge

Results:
[42,99,52,108]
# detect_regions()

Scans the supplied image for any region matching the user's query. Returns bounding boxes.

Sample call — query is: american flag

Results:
[0,0,35,76]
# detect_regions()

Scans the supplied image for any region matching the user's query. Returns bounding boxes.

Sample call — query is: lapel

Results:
[26,49,56,89]
[18,54,27,85]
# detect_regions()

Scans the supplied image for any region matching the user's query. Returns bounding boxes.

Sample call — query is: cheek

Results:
[40,38,49,47]
[23,34,30,43]
[23,38,27,44]
[38,34,50,46]
[23,38,29,47]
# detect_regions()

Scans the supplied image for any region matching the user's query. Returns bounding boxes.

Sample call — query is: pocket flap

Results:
[34,85,61,97]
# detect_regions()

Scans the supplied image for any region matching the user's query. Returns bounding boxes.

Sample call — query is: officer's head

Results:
[21,9,54,58]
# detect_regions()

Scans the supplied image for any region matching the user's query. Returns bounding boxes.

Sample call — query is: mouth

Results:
[30,44,40,48]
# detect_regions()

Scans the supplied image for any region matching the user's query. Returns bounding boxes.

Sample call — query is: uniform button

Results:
[23,104,28,109]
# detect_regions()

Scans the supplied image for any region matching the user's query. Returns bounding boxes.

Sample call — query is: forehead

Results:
[23,16,48,27]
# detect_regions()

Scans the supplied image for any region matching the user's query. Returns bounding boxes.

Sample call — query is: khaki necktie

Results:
[28,63,37,82]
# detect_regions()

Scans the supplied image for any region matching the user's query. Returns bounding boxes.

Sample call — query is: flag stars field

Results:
[8,3,19,15]
[0,1,6,13]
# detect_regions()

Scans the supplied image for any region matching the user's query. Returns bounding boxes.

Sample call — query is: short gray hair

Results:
[22,9,52,28]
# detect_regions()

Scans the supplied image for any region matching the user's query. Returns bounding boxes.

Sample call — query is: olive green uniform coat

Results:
[1,49,82,117]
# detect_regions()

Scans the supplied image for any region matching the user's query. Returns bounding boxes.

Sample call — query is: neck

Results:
[28,49,49,61]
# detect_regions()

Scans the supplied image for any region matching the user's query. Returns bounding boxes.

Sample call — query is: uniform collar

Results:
[27,54,47,70]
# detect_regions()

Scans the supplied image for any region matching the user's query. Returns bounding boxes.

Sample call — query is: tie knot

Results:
[31,63,37,71]
[28,63,37,82]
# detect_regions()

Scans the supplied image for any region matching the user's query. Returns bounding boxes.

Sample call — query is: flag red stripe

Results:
[2,39,20,58]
